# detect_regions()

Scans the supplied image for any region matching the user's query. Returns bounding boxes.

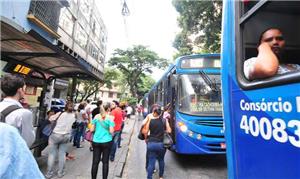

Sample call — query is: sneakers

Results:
[110,158,114,162]
[57,171,66,178]
[45,171,54,179]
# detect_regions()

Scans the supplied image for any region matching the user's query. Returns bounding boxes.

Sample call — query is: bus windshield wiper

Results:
[199,70,218,92]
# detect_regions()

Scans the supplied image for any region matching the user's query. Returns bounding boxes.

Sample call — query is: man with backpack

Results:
[0,74,35,147]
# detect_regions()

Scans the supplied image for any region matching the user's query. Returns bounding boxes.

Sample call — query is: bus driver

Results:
[244,28,300,80]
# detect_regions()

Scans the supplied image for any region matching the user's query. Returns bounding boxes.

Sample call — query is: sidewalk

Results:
[37,116,136,179]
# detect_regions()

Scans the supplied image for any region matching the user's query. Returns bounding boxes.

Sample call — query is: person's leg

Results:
[146,142,157,179]
[91,142,102,179]
[75,123,83,148]
[81,122,87,142]
[110,131,120,161]
[57,137,69,177]
[102,141,113,179]
[118,122,124,148]
[145,148,149,170]
[73,126,80,147]
[157,143,166,178]
[46,135,59,178]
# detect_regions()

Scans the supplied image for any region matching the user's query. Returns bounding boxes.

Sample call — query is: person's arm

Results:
[165,120,172,133]
[90,119,96,132]
[248,43,279,80]
[20,110,35,147]
[142,116,151,135]
[108,119,115,134]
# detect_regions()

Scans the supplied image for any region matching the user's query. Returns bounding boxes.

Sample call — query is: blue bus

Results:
[222,1,300,178]
[146,53,225,154]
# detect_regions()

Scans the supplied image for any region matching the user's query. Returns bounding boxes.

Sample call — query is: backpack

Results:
[0,105,21,123]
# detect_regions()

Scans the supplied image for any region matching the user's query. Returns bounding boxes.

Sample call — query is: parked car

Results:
[51,98,65,113]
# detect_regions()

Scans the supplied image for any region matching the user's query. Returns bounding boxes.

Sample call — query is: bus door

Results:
[222,1,300,179]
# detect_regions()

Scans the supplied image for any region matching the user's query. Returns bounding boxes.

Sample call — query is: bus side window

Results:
[237,1,300,89]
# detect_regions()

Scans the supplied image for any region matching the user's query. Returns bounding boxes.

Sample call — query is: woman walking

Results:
[73,103,88,148]
[142,105,172,179]
[91,103,115,179]
[45,101,76,178]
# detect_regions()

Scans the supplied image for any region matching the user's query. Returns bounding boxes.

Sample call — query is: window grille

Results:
[28,0,63,32]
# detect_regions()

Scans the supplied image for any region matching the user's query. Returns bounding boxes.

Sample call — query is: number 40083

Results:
[240,115,300,148]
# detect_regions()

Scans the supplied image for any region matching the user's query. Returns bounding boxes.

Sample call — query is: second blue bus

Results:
[144,53,226,154]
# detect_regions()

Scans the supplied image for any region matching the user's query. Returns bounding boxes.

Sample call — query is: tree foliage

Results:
[137,74,156,100]
[74,67,119,102]
[172,0,222,53]
[108,45,168,99]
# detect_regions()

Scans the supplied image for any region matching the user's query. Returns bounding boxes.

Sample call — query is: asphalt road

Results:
[123,117,228,179]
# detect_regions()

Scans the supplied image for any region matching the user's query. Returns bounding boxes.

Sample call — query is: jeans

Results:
[117,122,125,147]
[74,122,84,148]
[47,133,70,177]
[109,131,121,160]
[91,141,113,179]
[146,142,166,179]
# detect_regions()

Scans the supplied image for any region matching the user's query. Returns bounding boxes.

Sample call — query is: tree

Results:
[172,0,222,53]
[74,67,119,102]
[109,45,168,99]
[137,74,156,101]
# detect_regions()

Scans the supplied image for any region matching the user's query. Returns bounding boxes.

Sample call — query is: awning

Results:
[1,17,103,81]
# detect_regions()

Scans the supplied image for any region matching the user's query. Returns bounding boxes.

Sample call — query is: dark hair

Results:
[153,106,163,116]
[96,100,103,107]
[258,27,284,45]
[64,101,73,111]
[87,99,91,103]
[1,74,25,96]
[78,103,85,111]
[47,109,55,115]
[103,103,111,112]
[112,100,119,107]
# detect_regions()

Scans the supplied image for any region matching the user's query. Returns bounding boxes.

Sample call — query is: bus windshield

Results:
[178,74,222,116]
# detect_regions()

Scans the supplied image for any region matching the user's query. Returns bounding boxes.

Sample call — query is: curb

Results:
[114,117,137,178]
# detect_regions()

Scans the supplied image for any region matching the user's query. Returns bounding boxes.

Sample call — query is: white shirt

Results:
[126,106,133,115]
[0,98,35,147]
[75,109,86,123]
[244,57,300,80]
[50,112,76,135]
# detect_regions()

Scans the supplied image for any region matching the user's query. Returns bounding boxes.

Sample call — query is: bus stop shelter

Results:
[1,18,103,156]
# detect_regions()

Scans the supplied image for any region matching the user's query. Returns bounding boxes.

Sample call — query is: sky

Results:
[96,0,179,81]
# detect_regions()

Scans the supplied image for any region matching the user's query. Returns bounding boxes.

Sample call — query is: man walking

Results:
[109,100,123,161]
[0,74,35,147]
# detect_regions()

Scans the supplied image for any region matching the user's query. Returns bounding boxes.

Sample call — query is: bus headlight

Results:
[196,134,202,140]
[178,122,188,132]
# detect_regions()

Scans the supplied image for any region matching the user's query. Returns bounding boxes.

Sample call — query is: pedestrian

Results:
[40,109,56,152]
[0,74,35,147]
[89,100,105,151]
[0,122,44,179]
[91,103,115,179]
[45,101,76,178]
[73,103,87,148]
[109,100,123,161]
[126,105,133,119]
[118,102,127,148]
[92,100,105,119]
[142,105,172,179]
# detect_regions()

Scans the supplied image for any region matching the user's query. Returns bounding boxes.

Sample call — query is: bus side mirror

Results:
[170,75,177,88]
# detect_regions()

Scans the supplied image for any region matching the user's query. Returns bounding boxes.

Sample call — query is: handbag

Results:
[138,124,145,140]
[85,130,94,142]
[42,112,63,136]
[163,132,173,148]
